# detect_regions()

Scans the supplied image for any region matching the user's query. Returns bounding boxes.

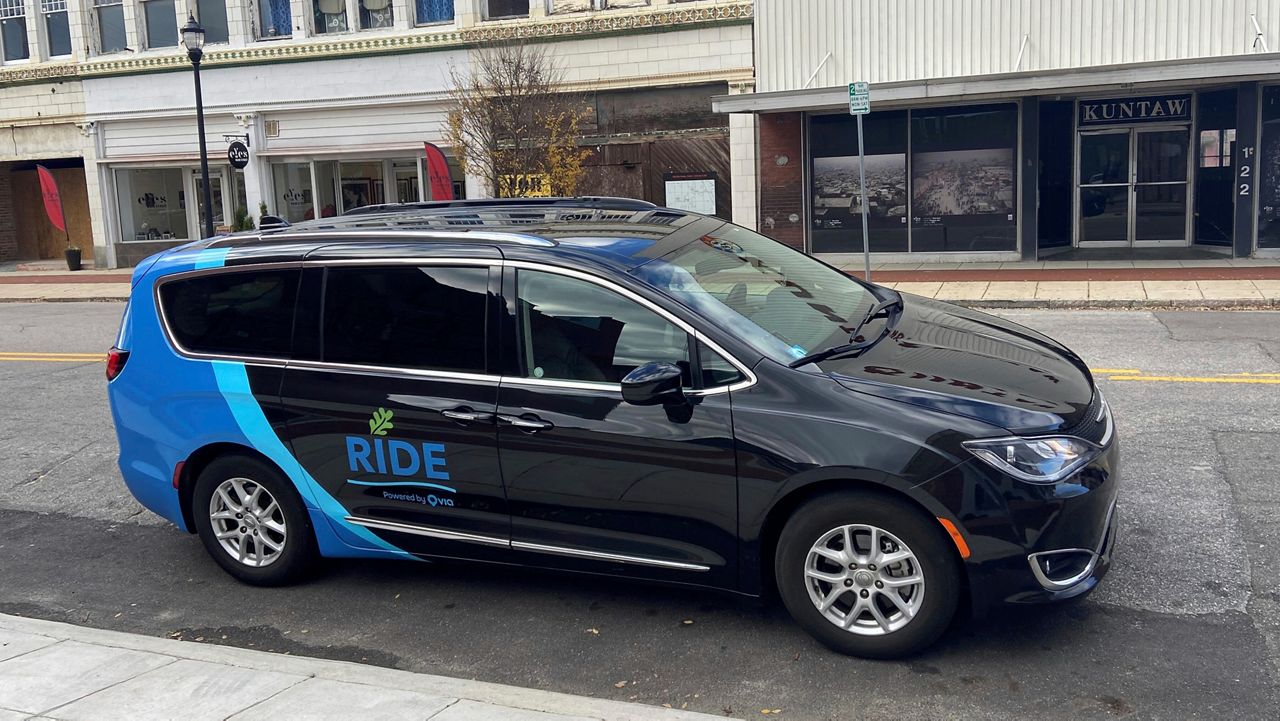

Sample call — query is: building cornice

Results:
[0,1,751,87]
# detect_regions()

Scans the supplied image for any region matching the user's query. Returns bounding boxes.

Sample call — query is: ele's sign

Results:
[1078,94,1191,126]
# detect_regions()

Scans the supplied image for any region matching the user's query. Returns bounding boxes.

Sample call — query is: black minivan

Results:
[108,198,1118,658]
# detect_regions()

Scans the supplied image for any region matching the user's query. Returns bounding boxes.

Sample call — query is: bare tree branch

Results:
[445,40,591,198]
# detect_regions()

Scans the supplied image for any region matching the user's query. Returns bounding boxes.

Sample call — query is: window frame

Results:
[0,0,30,63]
[92,0,127,54]
[484,0,528,20]
[316,262,495,376]
[152,257,755,396]
[140,0,179,49]
[154,264,305,362]
[39,0,71,58]
[502,260,755,395]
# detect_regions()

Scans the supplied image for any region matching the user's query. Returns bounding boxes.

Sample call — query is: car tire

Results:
[775,490,961,658]
[192,453,316,586]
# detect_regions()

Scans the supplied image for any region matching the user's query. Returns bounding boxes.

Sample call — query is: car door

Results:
[280,258,509,559]
[495,263,746,589]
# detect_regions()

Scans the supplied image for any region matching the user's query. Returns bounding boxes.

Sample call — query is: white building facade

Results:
[716,0,1280,262]
[1,0,752,267]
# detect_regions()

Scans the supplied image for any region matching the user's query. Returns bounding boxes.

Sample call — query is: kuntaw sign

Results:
[1078,94,1191,126]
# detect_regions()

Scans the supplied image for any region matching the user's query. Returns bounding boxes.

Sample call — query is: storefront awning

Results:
[713,51,1280,114]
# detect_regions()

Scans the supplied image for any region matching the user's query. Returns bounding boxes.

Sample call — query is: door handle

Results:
[497,414,553,431]
[442,408,494,423]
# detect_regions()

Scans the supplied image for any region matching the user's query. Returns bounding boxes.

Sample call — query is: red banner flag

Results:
[36,165,67,233]
[423,142,454,201]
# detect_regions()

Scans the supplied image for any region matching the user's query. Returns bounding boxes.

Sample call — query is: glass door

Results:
[1134,127,1190,245]
[192,169,228,237]
[1077,126,1191,247]
[1078,130,1131,246]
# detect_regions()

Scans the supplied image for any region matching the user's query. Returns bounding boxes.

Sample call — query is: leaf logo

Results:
[369,408,395,436]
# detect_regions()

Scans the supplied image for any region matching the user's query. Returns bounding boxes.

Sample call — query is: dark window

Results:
[809,110,909,253]
[160,270,300,357]
[1259,86,1280,249]
[322,266,489,373]
[197,0,229,43]
[94,0,127,53]
[516,269,690,384]
[909,103,1019,252]
[143,0,178,48]
[699,343,743,388]
[485,0,527,18]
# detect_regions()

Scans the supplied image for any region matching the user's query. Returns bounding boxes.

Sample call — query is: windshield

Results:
[633,224,875,363]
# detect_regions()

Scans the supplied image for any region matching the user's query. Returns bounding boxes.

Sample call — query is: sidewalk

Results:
[0,614,715,721]
[3,260,1280,307]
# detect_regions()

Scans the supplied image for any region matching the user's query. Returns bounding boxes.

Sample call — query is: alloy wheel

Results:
[208,477,287,568]
[803,524,926,636]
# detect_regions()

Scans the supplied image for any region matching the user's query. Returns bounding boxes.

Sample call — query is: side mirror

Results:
[621,361,686,406]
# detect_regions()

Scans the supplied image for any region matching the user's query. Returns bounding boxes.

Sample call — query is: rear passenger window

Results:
[160,270,299,358]
[322,266,489,373]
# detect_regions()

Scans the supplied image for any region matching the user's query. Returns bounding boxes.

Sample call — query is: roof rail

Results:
[340,196,657,216]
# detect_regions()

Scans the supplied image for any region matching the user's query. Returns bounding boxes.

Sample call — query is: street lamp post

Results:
[181,15,215,240]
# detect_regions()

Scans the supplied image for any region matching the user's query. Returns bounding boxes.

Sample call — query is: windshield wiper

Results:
[787,290,903,368]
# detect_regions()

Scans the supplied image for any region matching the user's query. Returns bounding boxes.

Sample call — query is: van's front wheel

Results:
[192,454,315,585]
[775,491,960,658]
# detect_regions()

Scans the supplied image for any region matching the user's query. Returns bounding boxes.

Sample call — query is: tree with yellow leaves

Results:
[445,41,592,198]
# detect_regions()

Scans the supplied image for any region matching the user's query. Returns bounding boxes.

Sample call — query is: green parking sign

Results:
[849,82,870,115]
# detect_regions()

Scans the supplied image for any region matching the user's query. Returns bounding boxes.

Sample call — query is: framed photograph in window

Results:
[340,178,373,210]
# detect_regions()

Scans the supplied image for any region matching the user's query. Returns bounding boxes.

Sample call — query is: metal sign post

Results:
[849,82,872,282]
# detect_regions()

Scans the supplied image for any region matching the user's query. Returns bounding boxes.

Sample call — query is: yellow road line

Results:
[1106,374,1280,384]
[0,356,104,363]
[1090,368,1142,374]
[0,351,105,358]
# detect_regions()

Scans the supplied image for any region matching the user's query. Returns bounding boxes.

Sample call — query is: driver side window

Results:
[515,270,691,385]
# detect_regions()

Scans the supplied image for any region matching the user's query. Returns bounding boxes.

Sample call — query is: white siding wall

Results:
[757,0,1280,92]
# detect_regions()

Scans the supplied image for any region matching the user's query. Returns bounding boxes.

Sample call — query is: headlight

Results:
[962,436,1100,484]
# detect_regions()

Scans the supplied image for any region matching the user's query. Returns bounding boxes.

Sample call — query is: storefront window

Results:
[809,111,908,253]
[271,163,315,223]
[116,169,190,242]
[339,161,385,212]
[312,161,339,219]
[910,104,1018,252]
[1257,86,1280,249]
[314,0,347,33]
[393,159,420,203]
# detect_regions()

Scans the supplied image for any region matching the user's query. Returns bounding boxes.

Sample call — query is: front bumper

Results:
[915,436,1121,613]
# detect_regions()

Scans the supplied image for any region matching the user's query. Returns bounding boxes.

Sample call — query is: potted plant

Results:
[231,206,256,232]
[64,242,82,271]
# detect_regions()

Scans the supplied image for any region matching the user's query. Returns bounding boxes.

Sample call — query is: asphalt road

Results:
[2,303,1279,719]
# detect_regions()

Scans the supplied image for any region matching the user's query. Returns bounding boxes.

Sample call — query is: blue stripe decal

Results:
[209,360,416,560]
[347,479,458,494]
[193,247,230,269]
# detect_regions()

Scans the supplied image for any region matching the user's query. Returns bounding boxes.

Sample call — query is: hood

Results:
[823,294,1095,434]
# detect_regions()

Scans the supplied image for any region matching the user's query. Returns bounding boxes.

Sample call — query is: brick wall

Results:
[757,112,805,250]
[0,167,14,262]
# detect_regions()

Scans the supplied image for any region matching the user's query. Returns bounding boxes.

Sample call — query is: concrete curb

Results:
[0,614,716,720]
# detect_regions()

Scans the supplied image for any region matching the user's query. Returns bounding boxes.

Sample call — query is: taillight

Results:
[106,347,129,381]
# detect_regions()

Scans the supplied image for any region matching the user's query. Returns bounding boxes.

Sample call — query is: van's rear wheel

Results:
[192,454,315,586]
[775,491,960,658]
